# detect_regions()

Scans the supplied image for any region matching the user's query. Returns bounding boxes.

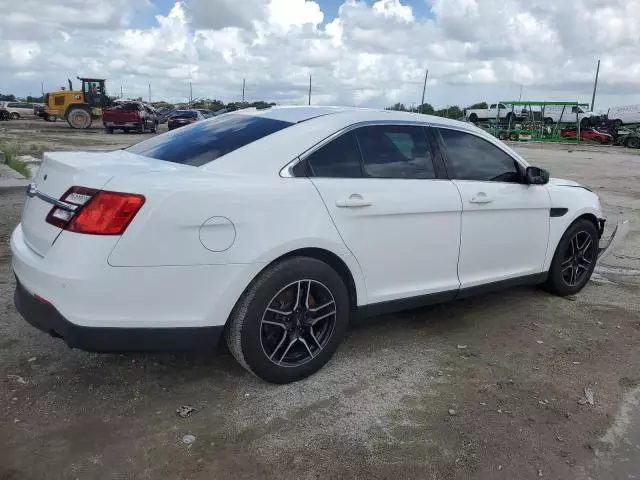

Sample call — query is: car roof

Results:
[233,105,467,128]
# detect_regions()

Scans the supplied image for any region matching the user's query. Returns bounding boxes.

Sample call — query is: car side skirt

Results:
[358,272,548,319]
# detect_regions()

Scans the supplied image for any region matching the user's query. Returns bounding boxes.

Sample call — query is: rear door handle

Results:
[336,194,372,208]
[470,192,493,204]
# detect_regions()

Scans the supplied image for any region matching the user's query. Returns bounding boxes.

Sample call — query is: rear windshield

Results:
[126,114,294,166]
[172,110,197,119]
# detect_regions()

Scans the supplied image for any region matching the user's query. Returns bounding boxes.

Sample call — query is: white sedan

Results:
[11,106,628,383]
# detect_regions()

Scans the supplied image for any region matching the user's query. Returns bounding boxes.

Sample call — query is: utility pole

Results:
[242,78,246,103]
[148,84,151,103]
[420,69,429,113]
[120,85,123,98]
[519,85,523,101]
[591,59,600,111]
[308,75,312,105]
[189,82,193,106]
[41,81,44,98]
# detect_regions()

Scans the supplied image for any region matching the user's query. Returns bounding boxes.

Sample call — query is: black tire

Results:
[105,127,114,134]
[580,117,591,128]
[543,219,599,296]
[544,117,554,125]
[67,108,92,129]
[136,122,144,134]
[468,113,478,123]
[613,119,623,128]
[509,132,519,141]
[226,257,350,384]
[625,136,640,149]
[505,112,514,124]
[10,112,19,120]
[45,114,57,122]
[498,131,507,140]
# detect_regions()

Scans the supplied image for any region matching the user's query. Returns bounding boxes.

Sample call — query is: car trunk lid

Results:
[20,150,182,256]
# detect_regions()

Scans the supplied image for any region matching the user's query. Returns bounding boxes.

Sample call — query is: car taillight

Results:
[46,186,145,235]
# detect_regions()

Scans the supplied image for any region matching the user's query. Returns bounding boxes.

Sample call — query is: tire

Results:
[509,132,519,141]
[469,113,478,123]
[544,117,554,125]
[136,122,144,134]
[67,108,92,129]
[580,117,591,129]
[45,114,57,122]
[505,112,514,124]
[613,119,623,128]
[498,131,507,140]
[625,136,640,149]
[226,257,350,384]
[151,121,158,133]
[10,112,19,120]
[543,219,599,296]
[105,127,114,134]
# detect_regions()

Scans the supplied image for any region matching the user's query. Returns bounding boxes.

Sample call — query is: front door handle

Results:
[336,194,372,208]
[470,192,493,204]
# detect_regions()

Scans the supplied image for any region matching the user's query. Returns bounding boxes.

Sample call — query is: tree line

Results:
[386,102,489,119]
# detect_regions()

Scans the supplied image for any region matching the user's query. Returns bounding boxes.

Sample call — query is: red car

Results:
[168,110,205,130]
[103,101,158,134]
[560,128,613,144]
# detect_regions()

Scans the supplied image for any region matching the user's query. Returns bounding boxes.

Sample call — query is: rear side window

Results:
[126,114,293,166]
[307,131,363,178]
[439,128,522,183]
[173,110,197,119]
[356,125,435,179]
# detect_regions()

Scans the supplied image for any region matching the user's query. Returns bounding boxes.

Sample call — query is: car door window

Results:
[439,128,522,183]
[306,131,363,178]
[489,104,497,109]
[355,125,435,179]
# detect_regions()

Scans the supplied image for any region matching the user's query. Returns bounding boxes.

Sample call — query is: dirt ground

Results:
[1,120,639,479]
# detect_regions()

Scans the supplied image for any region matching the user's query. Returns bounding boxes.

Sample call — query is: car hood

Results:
[548,178,592,192]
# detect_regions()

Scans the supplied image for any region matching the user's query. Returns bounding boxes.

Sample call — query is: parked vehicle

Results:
[560,128,613,144]
[11,106,628,383]
[616,128,640,149]
[167,110,204,130]
[102,101,158,134]
[606,105,640,127]
[464,103,527,123]
[197,109,213,118]
[34,104,57,122]
[0,101,39,119]
[42,77,112,129]
[544,105,599,127]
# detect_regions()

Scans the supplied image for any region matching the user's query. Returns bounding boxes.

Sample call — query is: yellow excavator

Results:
[40,77,112,129]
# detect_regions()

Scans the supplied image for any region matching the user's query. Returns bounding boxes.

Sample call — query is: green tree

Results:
[416,103,434,115]
[468,102,488,109]
[386,103,409,111]
[0,94,16,101]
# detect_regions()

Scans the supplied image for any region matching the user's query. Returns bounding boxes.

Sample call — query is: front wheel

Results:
[10,112,19,120]
[226,257,350,384]
[543,219,599,296]
[626,136,640,149]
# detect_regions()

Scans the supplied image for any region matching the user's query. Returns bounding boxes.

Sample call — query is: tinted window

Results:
[356,125,435,179]
[172,110,198,119]
[439,128,521,182]
[489,104,497,109]
[307,131,363,178]
[126,114,293,166]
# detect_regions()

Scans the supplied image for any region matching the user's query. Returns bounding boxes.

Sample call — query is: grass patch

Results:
[1,141,31,178]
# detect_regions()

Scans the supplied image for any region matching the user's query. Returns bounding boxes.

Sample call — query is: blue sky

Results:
[137,0,433,28]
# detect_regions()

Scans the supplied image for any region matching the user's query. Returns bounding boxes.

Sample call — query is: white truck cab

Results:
[465,103,527,123]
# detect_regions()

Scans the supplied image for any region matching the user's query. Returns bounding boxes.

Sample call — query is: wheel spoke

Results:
[278,338,297,364]
[304,280,312,309]
[580,237,593,255]
[266,307,293,316]
[308,310,336,326]
[309,328,322,349]
[269,331,289,360]
[309,300,335,313]
[298,337,314,358]
[263,319,287,329]
[292,281,303,311]
[570,266,578,286]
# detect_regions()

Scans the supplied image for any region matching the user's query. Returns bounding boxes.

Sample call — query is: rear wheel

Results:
[105,127,114,134]
[613,119,623,128]
[509,132,519,141]
[10,112,19,120]
[67,108,92,129]
[626,136,640,149]
[544,117,554,125]
[226,257,350,384]
[498,131,507,140]
[469,113,478,123]
[543,219,598,296]
[136,122,144,134]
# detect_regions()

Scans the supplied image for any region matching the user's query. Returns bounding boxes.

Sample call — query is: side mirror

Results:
[525,166,550,185]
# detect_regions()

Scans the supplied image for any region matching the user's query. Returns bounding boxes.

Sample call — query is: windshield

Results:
[126,113,294,166]
[172,110,198,119]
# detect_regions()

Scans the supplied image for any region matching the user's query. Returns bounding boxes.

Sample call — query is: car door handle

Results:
[336,194,372,208]
[469,192,493,204]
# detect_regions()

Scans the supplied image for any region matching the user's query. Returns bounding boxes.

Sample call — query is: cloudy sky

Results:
[1,0,640,110]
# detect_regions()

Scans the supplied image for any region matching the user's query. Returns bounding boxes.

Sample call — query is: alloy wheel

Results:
[560,231,595,287]
[260,280,336,367]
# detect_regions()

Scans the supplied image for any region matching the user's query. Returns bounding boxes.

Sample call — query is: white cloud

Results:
[2,0,640,109]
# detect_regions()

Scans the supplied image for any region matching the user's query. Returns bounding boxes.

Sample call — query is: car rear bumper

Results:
[14,280,223,353]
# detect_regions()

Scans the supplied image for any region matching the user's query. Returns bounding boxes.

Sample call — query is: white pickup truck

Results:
[464,103,527,123]
[542,105,599,126]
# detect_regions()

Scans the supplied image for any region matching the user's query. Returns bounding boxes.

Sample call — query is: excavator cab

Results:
[43,77,111,129]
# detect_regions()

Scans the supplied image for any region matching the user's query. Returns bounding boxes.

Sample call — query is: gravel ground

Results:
[1,121,639,479]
